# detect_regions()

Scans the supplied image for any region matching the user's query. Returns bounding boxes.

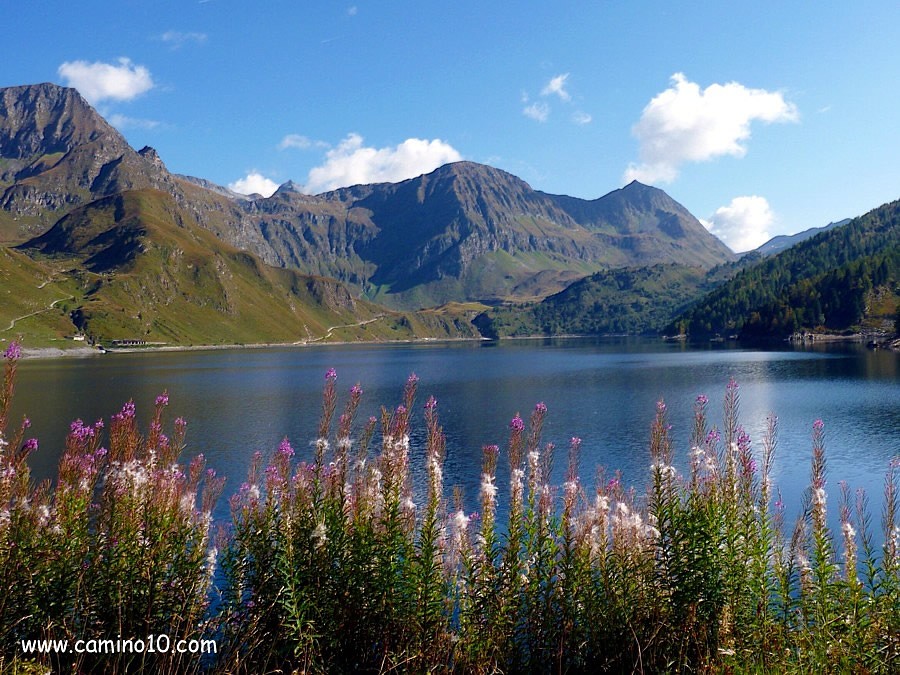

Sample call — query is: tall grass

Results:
[0,340,897,673]
[0,342,223,674]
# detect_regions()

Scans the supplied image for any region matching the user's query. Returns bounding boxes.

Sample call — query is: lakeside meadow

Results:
[1,340,898,673]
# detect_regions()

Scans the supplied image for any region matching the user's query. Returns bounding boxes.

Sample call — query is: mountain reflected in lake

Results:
[12,338,900,534]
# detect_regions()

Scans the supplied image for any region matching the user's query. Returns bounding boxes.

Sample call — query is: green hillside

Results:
[0,245,82,349]
[14,189,480,348]
[474,264,713,337]
[668,200,900,338]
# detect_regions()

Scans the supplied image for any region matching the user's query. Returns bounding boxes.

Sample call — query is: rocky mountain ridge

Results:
[0,83,175,241]
[1,82,736,312]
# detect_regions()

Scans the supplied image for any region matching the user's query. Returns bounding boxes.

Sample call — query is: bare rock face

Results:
[214,162,737,308]
[0,83,175,238]
[1,83,737,310]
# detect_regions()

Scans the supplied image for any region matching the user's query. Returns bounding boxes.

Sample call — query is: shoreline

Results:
[17,330,900,360]
[19,335,492,360]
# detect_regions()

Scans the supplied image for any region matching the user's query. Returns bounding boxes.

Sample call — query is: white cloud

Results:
[572,110,592,125]
[704,195,775,252]
[228,172,280,197]
[108,114,161,130]
[624,73,798,184]
[523,101,549,122]
[347,5,358,16]
[58,58,154,103]
[160,30,208,49]
[541,73,571,101]
[278,134,329,151]
[523,73,589,125]
[305,133,462,193]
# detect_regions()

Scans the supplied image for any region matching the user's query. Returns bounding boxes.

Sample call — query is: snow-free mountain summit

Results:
[0,82,736,314]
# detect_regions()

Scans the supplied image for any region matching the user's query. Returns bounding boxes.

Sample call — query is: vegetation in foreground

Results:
[0,341,897,673]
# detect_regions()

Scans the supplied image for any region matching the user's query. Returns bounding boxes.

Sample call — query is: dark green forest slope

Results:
[668,200,900,338]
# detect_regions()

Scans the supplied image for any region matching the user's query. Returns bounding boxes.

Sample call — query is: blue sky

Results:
[3,1,899,251]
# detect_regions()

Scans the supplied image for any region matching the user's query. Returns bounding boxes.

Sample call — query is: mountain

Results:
[0,83,736,312]
[198,163,736,309]
[668,202,900,338]
[0,84,482,346]
[753,219,850,256]
[14,189,480,346]
[0,83,175,243]
[473,253,759,338]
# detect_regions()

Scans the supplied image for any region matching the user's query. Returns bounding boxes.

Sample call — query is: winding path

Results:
[3,296,72,332]
[294,314,385,344]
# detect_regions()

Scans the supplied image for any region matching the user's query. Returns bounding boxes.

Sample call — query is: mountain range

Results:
[2,82,893,348]
[0,83,733,305]
[753,219,850,256]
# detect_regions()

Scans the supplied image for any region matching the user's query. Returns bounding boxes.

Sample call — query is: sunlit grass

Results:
[0,340,897,673]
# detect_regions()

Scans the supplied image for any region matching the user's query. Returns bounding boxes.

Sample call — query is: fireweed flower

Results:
[563,478,579,502]
[510,415,525,432]
[155,392,169,407]
[278,438,295,457]
[689,445,704,465]
[312,521,328,548]
[112,401,136,422]
[325,368,337,381]
[3,340,21,361]
[480,473,497,501]
[651,462,677,477]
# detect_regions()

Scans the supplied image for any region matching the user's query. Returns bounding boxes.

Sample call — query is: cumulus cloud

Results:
[703,195,775,252]
[624,73,798,184]
[278,134,329,151]
[541,73,571,101]
[160,30,208,49]
[228,172,280,198]
[58,58,154,103]
[304,133,462,193]
[523,101,550,122]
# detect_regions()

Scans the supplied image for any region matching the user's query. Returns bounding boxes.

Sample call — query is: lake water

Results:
[10,338,900,534]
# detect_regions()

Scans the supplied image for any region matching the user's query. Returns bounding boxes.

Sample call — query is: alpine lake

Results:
[11,337,900,536]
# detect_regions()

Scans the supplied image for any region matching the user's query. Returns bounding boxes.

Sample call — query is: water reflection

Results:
[10,339,899,538]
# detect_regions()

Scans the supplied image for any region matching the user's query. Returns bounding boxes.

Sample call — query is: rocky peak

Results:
[0,83,178,241]
[0,82,128,160]
[138,145,167,172]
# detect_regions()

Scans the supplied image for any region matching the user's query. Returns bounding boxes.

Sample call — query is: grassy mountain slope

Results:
[473,264,715,337]
[0,245,81,348]
[17,190,480,346]
[668,200,900,338]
